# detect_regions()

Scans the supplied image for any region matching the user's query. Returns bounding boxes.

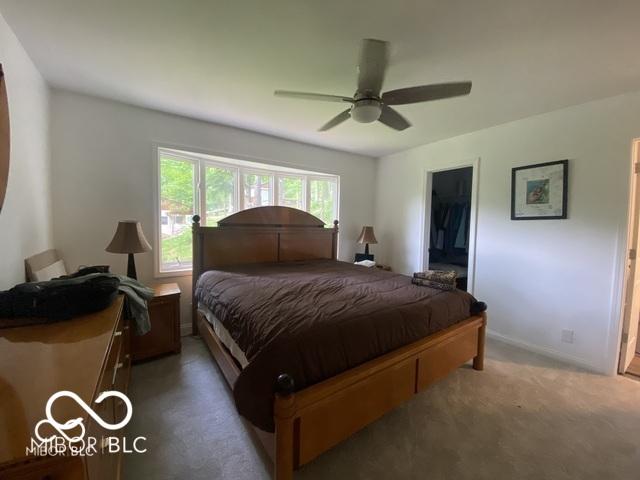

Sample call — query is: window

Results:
[205,164,235,225]
[243,173,272,208]
[159,155,196,272]
[309,178,338,226]
[278,176,304,209]
[157,148,339,274]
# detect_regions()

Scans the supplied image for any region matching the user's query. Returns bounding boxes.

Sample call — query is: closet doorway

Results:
[423,162,478,293]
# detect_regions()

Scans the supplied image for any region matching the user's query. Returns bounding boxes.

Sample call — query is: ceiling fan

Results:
[274,39,472,132]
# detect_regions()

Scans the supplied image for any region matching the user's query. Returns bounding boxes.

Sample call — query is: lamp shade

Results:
[105,221,152,254]
[356,226,378,245]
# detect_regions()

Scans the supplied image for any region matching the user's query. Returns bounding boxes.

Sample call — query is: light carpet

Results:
[123,337,640,480]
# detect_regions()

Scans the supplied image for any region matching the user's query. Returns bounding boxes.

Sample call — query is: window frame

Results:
[155,147,339,277]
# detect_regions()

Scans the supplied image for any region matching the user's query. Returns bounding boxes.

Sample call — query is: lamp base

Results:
[127,253,137,280]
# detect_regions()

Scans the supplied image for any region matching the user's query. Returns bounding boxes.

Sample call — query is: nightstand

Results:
[131,283,181,362]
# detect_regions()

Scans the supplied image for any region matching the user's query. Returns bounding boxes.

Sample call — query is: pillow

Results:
[32,259,67,282]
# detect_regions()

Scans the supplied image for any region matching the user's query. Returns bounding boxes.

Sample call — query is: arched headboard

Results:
[191,206,339,333]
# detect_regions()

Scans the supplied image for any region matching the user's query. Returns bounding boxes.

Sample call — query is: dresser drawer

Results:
[86,309,128,480]
[96,331,121,402]
[85,413,118,480]
[0,457,85,480]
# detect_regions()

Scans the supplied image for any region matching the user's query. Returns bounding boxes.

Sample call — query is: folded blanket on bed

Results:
[411,277,455,291]
[412,270,457,290]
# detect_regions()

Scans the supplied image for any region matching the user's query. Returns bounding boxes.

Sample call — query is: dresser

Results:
[0,295,130,479]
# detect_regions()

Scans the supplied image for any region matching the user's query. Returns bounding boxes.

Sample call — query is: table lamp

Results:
[355,226,378,262]
[105,220,152,280]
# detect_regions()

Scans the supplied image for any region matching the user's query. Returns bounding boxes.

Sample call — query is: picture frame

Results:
[511,159,568,220]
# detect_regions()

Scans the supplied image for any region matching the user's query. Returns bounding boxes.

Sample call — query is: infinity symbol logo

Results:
[34,391,133,444]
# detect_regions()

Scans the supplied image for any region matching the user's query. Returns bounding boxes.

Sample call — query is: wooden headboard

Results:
[191,206,339,334]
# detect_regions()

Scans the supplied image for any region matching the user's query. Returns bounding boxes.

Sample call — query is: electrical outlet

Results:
[561,329,574,344]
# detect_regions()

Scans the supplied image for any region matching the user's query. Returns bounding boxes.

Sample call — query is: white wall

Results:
[0,13,51,289]
[50,90,376,333]
[375,91,640,374]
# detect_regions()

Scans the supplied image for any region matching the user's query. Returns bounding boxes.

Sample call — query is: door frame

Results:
[618,139,640,373]
[420,157,480,295]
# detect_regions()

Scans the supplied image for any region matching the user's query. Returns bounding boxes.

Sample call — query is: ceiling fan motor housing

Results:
[351,98,382,123]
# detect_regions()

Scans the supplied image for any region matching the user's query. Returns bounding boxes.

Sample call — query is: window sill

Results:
[155,269,192,279]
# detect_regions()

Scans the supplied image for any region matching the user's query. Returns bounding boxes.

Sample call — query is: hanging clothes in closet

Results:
[430,193,470,256]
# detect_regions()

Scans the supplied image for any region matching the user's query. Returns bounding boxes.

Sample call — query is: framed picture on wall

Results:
[511,159,568,220]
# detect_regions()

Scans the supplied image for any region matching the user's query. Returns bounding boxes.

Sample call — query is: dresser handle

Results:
[112,362,123,386]
[111,354,131,386]
[114,330,122,337]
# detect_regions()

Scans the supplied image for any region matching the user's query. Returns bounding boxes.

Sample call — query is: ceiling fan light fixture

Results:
[351,99,381,123]
[274,39,472,132]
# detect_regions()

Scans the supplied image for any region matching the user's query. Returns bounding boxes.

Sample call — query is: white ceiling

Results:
[1,0,640,157]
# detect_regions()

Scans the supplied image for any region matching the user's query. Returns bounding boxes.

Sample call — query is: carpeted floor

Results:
[123,336,640,480]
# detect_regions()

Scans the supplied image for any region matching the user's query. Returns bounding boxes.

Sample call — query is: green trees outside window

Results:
[158,150,338,273]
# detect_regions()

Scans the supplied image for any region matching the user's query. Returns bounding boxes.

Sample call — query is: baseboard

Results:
[486,329,603,373]
[180,323,192,337]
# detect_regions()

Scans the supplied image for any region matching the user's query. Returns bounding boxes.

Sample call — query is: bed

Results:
[191,206,486,480]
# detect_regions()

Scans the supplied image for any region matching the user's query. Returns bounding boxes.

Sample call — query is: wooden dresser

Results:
[0,295,131,479]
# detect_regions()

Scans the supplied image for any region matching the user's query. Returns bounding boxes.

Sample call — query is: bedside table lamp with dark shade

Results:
[355,226,378,262]
[105,220,152,280]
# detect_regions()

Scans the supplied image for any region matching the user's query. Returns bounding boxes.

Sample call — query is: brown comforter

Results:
[195,260,483,432]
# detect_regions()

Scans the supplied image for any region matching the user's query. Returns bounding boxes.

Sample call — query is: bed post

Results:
[274,373,297,480]
[192,215,201,336]
[473,312,487,371]
[331,219,339,260]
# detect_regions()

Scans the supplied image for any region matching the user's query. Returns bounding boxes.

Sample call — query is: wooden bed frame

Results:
[192,206,486,480]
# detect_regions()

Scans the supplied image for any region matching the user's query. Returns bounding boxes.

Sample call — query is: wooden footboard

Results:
[198,310,486,480]
[272,313,486,480]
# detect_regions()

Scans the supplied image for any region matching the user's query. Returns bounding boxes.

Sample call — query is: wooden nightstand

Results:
[131,283,181,362]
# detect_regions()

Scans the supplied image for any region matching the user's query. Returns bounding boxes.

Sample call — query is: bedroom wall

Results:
[0,13,52,289]
[50,90,376,333]
[374,91,640,374]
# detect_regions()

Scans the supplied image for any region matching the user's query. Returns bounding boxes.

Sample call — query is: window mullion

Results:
[238,168,245,211]
[274,175,279,206]
[198,160,205,225]
[302,175,308,211]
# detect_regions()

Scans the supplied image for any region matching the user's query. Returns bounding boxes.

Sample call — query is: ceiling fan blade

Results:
[382,82,472,105]
[357,39,389,96]
[274,90,353,103]
[318,109,351,132]
[378,105,411,131]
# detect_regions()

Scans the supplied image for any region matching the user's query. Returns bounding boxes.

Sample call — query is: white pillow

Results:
[33,259,67,282]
